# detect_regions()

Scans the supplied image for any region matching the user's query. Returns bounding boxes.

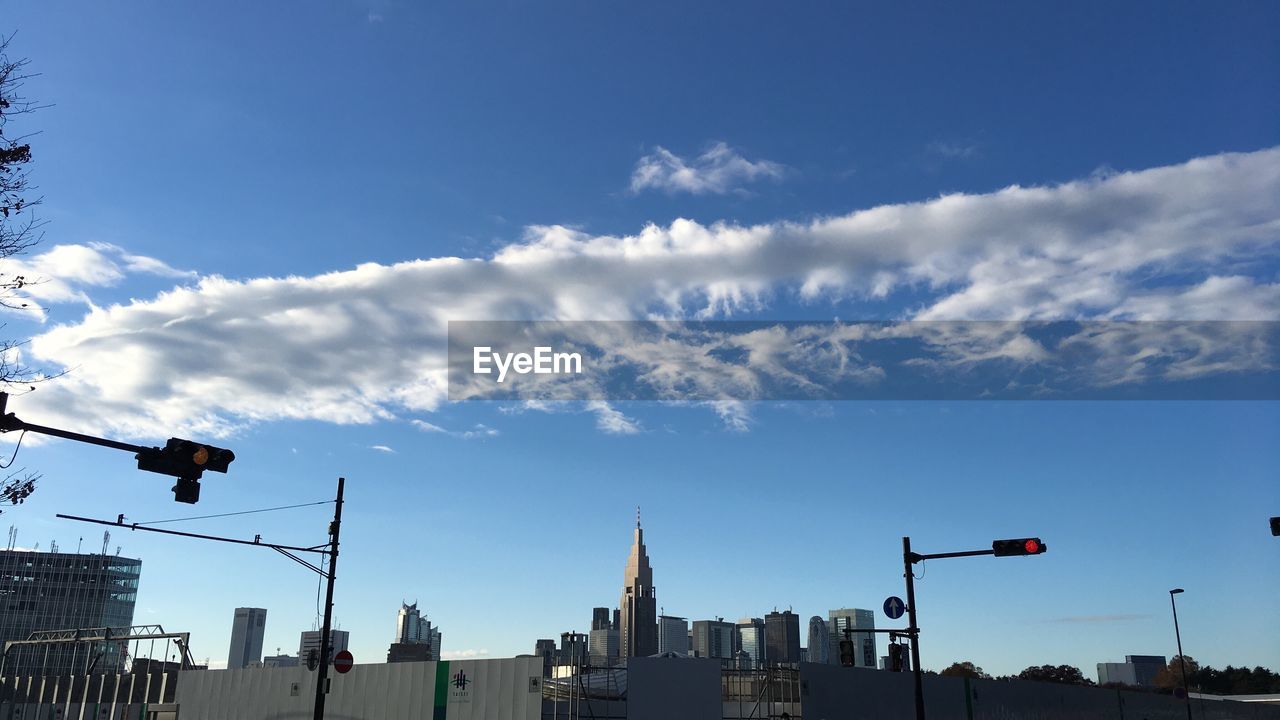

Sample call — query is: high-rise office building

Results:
[691,619,735,664]
[560,632,589,666]
[535,639,557,676]
[299,629,349,664]
[393,601,440,659]
[588,627,620,666]
[619,511,657,658]
[764,610,801,665]
[736,618,766,669]
[657,615,689,655]
[828,608,876,668]
[0,548,142,676]
[592,607,612,631]
[807,616,829,665]
[228,608,268,670]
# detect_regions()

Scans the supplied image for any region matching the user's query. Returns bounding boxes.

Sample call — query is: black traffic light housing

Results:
[1271,517,1279,537]
[135,438,235,504]
[992,537,1047,557]
[888,642,905,672]
[839,639,855,667]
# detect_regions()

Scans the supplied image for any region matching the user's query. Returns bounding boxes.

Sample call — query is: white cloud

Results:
[12,147,1280,439]
[630,142,786,195]
[1,242,195,320]
[441,649,489,660]
[369,444,395,453]
[927,141,980,160]
[410,420,499,440]
[586,401,642,435]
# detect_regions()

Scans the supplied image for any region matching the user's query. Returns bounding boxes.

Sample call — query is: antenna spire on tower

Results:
[636,505,641,528]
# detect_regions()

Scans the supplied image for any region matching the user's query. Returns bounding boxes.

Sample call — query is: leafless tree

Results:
[0,33,46,512]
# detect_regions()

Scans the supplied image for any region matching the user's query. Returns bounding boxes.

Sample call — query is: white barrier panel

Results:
[174,657,542,720]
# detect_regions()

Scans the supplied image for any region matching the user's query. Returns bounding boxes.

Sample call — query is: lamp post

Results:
[1169,588,1192,720]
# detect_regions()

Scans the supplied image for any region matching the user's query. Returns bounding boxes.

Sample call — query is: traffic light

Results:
[1271,517,1279,537]
[839,639,855,667]
[888,642,905,672]
[136,438,235,503]
[992,537,1047,557]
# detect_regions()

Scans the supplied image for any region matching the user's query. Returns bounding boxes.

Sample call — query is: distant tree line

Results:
[937,657,1280,696]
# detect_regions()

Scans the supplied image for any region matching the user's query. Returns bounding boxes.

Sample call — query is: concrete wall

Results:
[174,657,542,720]
[798,663,1280,720]
[626,657,721,720]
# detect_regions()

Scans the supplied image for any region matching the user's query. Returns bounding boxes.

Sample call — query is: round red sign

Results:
[333,650,354,674]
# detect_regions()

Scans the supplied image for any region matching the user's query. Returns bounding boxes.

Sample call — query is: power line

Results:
[136,500,332,526]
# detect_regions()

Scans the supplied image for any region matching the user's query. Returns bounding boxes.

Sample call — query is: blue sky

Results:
[3,2,1278,676]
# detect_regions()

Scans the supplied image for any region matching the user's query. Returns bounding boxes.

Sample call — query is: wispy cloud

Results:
[411,420,499,439]
[369,444,395,453]
[630,142,786,195]
[586,401,641,435]
[927,140,980,160]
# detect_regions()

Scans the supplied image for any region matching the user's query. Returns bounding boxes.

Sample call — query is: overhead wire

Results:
[136,500,332,526]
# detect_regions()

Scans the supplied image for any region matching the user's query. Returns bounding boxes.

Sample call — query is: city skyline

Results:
[2,0,1276,682]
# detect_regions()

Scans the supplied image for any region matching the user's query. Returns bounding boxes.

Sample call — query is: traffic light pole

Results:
[0,391,235,502]
[900,535,1045,720]
[903,537,926,720]
[313,476,344,720]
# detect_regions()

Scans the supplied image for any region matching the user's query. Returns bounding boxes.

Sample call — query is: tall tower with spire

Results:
[619,507,658,658]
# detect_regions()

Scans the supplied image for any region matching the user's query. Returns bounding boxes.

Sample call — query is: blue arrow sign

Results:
[884,596,905,620]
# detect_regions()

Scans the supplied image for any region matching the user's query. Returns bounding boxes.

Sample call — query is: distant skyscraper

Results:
[394,601,440,659]
[588,627,620,666]
[300,629,349,664]
[619,510,658,658]
[658,615,689,655]
[765,610,801,665]
[227,608,267,670]
[592,607,612,631]
[807,616,829,665]
[560,632,589,666]
[535,639,557,676]
[736,618,766,668]
[691,619,735,664]
[828,608,876,668]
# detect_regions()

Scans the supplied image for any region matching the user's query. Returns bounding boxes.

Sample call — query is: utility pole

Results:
[313,477,344,720]
[903,537,925,720]
[58,477,346,719]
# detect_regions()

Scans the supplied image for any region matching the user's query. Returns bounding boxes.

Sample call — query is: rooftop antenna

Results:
[49,539,58,553]
[77,536,83,553]
[115,545,121,555]
[6,525,14,551]
[636,505,641,528]
[102,530,110,555]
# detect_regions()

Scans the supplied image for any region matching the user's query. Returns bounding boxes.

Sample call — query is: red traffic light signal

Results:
[992,537,1047,557]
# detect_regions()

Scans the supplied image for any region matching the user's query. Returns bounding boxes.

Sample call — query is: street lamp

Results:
[1169,588,1192,720]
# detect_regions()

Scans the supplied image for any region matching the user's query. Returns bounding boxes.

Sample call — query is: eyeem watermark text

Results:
[472,346,583,383]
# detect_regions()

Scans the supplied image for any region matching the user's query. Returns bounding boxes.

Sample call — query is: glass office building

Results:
[0,549,141,676]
